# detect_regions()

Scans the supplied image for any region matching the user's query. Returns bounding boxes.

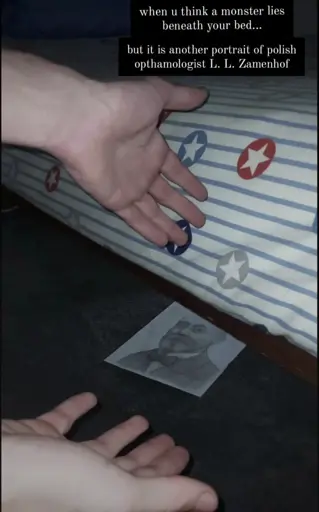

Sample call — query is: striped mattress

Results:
[2,38,317,356]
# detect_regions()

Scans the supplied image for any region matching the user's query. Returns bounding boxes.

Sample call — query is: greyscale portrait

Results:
[106,303,244,396]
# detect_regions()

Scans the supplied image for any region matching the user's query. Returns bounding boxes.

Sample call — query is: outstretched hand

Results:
[2,393,218,512]
[49,77,209,246]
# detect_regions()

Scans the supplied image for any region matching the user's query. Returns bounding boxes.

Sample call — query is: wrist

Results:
[1,50,90,153]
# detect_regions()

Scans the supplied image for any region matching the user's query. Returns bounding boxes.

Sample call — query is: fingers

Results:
[39,393,97,435]
[2,434,218,512]
[118,193,200,247]
[133,446,189,478]
[133,474,219,512]
[161,147,208,202]
[116,434,175,471]
[150,176,206,228]
[117,434,189,477]
[118,203,168,246]
[157,110,171,127]
[136,194,188,246]
[148,77,209,111]
[88,416,149,459]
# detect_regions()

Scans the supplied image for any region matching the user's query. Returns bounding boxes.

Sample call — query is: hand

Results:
[49,77,208,246]
[2,393,218,512]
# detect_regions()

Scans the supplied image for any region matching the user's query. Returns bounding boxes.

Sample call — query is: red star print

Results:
[45,166,60,192]
[157,110,171,127]
[237,138,276,180]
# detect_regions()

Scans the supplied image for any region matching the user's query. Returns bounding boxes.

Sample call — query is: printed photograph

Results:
[105,303,245,396]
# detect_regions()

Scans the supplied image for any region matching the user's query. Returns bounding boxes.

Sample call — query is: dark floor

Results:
[1,201,317,512]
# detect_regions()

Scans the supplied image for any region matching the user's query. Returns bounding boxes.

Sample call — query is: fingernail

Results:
[196,492,218,512]
[198,88,210,105]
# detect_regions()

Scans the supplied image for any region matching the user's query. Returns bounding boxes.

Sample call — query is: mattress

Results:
[2,38,317,356]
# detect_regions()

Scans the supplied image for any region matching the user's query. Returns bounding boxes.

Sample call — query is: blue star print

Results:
[166,219,192,256]
[178,130,208,167]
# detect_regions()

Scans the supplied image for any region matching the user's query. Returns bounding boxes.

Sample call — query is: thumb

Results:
[134,475,219,512]
[147,77,209,111]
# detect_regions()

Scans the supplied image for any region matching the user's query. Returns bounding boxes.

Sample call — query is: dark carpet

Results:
[1,200,317,512]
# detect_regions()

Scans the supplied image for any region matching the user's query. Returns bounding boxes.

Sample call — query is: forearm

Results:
[1,49,89,151]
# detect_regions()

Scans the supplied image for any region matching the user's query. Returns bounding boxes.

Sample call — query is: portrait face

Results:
[106,303,244,397]
[158,319,216,356]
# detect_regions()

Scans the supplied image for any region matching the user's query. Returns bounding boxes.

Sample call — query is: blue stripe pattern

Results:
[2,71,317,355]
[165,134,317,171]
[166,119,317,151]
[198,109,317,131]
[207,100,316,116]
[12,176,316,341]
[11,168,318,296]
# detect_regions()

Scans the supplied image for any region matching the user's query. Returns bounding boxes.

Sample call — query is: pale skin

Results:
[2,49,209,246]
[2,393,218,512]
[2,51,217,510]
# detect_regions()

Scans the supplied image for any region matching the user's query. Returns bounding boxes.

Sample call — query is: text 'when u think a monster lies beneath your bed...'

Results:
[119,0,305,76]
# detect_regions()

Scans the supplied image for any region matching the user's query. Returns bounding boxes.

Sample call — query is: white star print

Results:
[240,144,270,175]
[183,135,204,162]
[171,224,189,253]
[219,253,246,285]
[47,169,59,187]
